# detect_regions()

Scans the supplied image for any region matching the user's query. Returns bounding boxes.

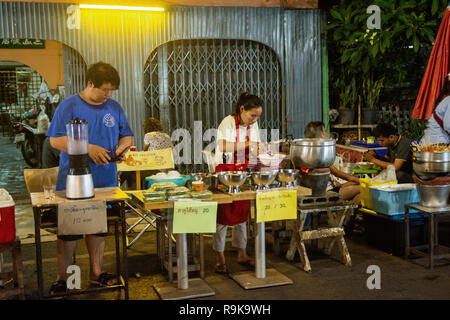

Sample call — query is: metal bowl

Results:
[340,162,358,175]
[413,151,450,175]
[290,138,336,168]
[277,169,299,186]
[251,170,279,189]
[416,184,450,208]
[217,171,248,193]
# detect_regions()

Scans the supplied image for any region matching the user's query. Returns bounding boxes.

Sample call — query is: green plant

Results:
[402,118,428,140]
[326,0,447,111]
[363,76,384,109]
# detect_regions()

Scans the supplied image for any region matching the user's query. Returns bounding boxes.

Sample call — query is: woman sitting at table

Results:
[304,121,361,204]
[213,92,266,274]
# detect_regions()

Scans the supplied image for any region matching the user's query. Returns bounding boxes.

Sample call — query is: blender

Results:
[65,118,94,199]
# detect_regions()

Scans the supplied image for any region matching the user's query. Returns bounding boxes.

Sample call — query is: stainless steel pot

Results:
[413,151,450,176]
[416,184,450,208]
[290,138,336,169]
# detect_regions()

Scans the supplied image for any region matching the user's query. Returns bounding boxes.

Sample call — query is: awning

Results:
[412,5,450,119]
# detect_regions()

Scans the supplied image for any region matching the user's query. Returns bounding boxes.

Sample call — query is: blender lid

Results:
[67,118,88,125]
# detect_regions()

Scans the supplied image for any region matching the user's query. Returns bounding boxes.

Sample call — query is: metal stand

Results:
[230,200,293,289]
[405,203,450,270]
[154,233,214,300]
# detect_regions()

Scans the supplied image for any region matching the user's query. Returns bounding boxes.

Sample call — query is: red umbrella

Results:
[412,5,450,120]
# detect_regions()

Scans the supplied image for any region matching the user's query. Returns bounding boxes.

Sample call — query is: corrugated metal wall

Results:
[0,2,323,147]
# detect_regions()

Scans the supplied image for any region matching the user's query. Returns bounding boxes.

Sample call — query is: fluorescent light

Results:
[79,4,164,11]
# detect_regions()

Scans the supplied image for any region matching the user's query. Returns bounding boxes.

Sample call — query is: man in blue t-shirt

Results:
[46,62,134,295]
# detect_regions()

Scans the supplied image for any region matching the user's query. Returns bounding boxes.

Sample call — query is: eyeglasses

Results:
[95,86,116,94]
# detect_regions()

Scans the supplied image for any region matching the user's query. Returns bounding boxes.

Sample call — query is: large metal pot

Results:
[413,151,450,176]
[290,138,336,169]
[416,184,450,208]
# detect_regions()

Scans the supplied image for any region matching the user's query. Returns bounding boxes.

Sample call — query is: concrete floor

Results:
[1,133,450,301]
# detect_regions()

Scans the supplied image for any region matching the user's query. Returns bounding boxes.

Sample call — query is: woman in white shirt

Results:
[213,92,266,274]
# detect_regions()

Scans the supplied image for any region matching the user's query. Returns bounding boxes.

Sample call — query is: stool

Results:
[0,239,25,300]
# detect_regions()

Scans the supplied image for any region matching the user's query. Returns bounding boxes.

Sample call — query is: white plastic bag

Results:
[371,165,397,183]
[37,107,49,134]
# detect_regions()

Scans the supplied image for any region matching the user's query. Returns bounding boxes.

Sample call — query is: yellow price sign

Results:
[117,148,174,171]
[256,189,297,223]
[173,201,218,234]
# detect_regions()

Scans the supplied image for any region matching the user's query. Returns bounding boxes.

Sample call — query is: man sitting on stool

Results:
[363,123,414,184]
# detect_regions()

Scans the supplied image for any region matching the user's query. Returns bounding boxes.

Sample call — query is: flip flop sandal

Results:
[90,272,118,287]
[237,259,255,268]
[49,280,67,296]
[214,263,229,274]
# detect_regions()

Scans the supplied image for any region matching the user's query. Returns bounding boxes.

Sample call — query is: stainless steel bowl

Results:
[251,170,279,190]
[290,138,336,168]
[277,169,299,187]
[413,151,450,176]
[340,162,358,175]
[217,171,248,193]
[416,184,450,208]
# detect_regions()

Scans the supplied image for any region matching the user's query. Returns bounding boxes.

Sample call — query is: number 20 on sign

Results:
[256,189,297,223]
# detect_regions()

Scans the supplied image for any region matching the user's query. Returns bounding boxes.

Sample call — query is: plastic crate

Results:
[360,178,397,209]
[370,184,420,215]
[350,141,387,157]
[361,209,428,256]
[0,188,15,244]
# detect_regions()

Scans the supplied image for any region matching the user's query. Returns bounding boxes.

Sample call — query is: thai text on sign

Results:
[256,189,297,223]
[57,200,107,235]
[117,148,174,171]
[172,200,217,234]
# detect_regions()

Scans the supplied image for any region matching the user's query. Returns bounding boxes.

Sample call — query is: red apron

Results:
[215,116,250,226]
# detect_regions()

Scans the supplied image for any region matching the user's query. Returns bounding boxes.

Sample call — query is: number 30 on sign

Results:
[256,190,297,223]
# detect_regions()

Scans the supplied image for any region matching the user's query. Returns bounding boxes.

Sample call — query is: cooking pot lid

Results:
[292,138,336,146]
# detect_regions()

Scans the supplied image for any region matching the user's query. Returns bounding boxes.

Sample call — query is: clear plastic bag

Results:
[371,165,397,183]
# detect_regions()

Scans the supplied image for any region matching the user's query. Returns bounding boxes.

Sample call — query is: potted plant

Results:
[335,76,357,125]
[361,75,384,124]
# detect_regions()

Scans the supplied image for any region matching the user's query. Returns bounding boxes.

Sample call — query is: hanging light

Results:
[79,4,164,11]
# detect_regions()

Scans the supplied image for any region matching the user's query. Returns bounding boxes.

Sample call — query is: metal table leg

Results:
[32,207,44,299]
[405,206,410,260]
[229,200,293,289]
[429,213,435,270]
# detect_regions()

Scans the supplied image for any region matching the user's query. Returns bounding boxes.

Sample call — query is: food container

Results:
[167,187,190,196]
[143,196,167,203]
[168,194,191,201]
[416,184,450,208]
[369,184,419,215]
[142,190,166,198]
[148,182,177,191]
[413,151,450,176]
[356,162,373,170]
[190,190,213,199]
[0,188,15,244]
[290,138,336,168]
[192,180,204,191]
[145,175,191,189]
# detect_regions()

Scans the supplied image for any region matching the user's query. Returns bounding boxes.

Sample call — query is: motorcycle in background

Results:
[13,99,50,168]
